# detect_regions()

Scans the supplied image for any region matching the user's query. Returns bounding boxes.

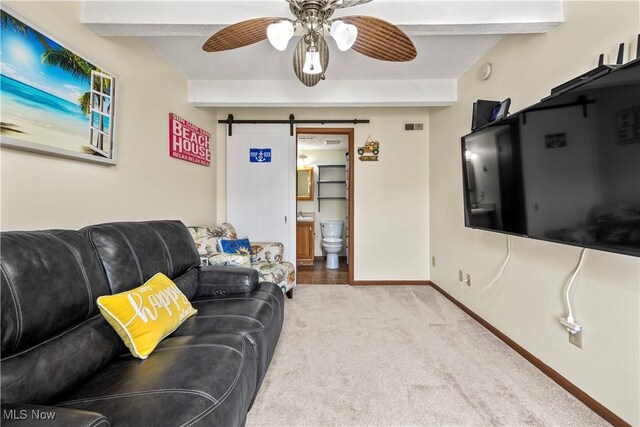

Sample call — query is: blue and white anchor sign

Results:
[250,148,272,163]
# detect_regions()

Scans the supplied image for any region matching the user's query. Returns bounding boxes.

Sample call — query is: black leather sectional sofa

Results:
[1,220,284,426]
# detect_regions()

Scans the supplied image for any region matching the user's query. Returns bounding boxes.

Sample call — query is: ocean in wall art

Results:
[1,10,113,159]
[1,74,90,151]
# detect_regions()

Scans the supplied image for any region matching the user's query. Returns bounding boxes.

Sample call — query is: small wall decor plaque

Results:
[545,133,567,149]
[617,107,640,145]
[249,148,272,163]
[357,136,380,161]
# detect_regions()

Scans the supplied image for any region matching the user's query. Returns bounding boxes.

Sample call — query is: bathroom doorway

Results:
[295,128,354,285]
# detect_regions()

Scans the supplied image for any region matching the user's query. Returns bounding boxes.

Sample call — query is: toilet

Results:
[320,220,344,269]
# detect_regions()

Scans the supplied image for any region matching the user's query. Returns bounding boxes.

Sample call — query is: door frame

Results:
[296,127,355,285]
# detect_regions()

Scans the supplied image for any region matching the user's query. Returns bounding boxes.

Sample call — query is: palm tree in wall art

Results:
[41,47,93,114]
[0,9,114,159]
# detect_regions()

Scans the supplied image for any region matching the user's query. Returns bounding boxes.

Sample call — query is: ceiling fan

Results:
[202,0,417,87]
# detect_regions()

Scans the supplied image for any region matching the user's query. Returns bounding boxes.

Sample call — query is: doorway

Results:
[295,128,354,285]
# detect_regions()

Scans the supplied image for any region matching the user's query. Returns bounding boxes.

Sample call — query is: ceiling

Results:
[82,0,564,107]
[144,34,502,81]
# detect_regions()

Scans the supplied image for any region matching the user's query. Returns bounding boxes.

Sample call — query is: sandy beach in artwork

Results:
[1,75,90,153]
[1,116,88,154]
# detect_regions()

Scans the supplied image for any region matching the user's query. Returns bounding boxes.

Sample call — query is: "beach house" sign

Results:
[169,113,211,166]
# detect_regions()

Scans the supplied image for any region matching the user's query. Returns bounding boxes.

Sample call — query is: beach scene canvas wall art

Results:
[0,9,116,164]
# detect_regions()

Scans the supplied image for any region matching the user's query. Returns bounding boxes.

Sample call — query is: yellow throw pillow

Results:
[97,273,197,359]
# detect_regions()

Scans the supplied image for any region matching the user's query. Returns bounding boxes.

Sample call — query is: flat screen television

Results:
[461,59,640,257]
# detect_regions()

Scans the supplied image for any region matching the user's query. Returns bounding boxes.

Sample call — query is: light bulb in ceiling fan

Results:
[303,46,323,75]
[267,20,295,51]
[330,20,358,51]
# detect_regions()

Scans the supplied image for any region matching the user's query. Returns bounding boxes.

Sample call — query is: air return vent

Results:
[404,123,424,131]
[325,140,341,145]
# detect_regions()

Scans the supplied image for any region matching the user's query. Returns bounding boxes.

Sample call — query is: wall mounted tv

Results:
[461,59,640,257]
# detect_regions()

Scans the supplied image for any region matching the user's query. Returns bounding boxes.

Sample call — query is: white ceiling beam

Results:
[187,79,457,107]
[82,0,563,36]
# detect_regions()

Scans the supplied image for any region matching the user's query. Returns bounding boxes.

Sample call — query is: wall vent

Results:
[404,123,424,131]
[325,140,341,145]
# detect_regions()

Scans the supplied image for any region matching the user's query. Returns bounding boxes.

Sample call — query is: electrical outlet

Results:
[431,256,436,268]
[458,270,464,282]
[569,330,583,349]
[466,273,472,287]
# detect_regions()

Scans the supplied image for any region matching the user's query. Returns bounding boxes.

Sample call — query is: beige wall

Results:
[0,1,218,231]
[429,1,640,424]
[217,108,430,282]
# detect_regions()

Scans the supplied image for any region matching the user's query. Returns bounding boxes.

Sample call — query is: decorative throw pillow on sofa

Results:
[218,238,252,258]
[97,273,197,359]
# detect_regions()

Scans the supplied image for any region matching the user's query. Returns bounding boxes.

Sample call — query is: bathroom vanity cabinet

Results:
[296,221,315,266]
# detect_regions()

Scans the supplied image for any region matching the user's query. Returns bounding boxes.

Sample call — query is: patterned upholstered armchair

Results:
[188,223,296,299]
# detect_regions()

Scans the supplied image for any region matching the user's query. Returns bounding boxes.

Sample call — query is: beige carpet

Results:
[247,285,607,426]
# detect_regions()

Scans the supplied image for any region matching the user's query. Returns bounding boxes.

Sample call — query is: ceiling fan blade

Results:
[334,0,373,8]
[202,17,283,52]
[293,37,330,87]
[341,16,416,62]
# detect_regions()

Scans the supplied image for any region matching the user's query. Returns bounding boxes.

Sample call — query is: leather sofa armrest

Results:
[196,265,260,298]
[1,404,108,427]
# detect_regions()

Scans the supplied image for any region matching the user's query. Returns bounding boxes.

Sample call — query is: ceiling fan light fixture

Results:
[203,0,416,87]
[303,47,323,75]
[267,20,295,51]
[330,20,358,51]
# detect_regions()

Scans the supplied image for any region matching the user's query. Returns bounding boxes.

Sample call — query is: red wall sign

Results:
[169,113,211,166]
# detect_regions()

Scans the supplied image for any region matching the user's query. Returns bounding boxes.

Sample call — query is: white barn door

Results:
[227,124,296,262]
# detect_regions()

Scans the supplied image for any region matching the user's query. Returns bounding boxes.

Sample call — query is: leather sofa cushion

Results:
[1,315,124,405]
[177,282,284,391]
[82,221,200,299]
[1,230,112,356]
[173,268,199,301]
[54,334,257,427]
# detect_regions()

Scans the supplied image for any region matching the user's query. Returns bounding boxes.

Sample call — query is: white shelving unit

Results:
[317,164,346,212]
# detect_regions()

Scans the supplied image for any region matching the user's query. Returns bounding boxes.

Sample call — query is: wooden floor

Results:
[296,257,349,285]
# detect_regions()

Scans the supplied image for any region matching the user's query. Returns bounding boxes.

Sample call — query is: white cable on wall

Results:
[463,235,511,294]
[563,248,588,325]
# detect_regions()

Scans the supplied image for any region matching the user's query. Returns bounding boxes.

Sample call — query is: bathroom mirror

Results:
[297,167,314,201]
